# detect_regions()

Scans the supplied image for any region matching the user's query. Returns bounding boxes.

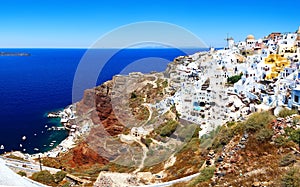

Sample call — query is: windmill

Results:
[225,33,234,49]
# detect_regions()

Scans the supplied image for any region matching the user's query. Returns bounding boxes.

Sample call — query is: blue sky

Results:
[0,0,299,48]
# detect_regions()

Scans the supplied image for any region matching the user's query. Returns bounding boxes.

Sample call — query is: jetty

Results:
[47,126,65,131]
[47,112,62,118]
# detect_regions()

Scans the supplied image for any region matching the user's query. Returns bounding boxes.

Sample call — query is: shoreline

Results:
[2,104,79,161]
[33,105,78,158]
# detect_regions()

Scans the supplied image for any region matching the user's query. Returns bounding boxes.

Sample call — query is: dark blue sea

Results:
[0,48,205,154]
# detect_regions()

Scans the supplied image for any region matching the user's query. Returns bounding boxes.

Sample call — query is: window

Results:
[295,95,299,103]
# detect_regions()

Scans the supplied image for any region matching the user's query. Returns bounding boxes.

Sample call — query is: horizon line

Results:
[0,47,222,50]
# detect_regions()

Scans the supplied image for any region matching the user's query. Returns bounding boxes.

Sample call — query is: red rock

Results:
[64,142,108,167]
[76,81,125,137]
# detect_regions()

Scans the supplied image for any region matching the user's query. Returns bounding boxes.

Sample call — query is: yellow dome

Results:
[246,34,255,40]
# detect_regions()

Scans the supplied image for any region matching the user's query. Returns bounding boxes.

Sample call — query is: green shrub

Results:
[157,120,178,137]
[17,171,27,177]
[180,137,201,152]
[162,80,168,88]
[188,166,215,186]
[256,128,273,142]
[227,74,242,84]
[281,167,300,187]
[31,170,55,185]
[141,137,152,148]
[243,111,275,133]
[280,153,296,167]
[212,125,236,149]
[278,108,298,118]
[54,171,66,183]
[274,135,288,147]
[290,129,300,144]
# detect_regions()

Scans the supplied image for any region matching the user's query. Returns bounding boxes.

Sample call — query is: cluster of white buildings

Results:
[159,26,300,133]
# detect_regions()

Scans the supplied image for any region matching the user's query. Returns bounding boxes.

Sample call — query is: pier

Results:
[47,126,66,131]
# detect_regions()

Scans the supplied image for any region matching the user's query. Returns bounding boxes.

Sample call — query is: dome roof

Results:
[246,34,255,40]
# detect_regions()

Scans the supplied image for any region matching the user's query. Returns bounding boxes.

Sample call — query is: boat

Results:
[34,148,39,151]
[22,136,26,141]
[0,145,4,149]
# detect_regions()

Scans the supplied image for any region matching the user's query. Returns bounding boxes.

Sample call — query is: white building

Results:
[245,34,256,50]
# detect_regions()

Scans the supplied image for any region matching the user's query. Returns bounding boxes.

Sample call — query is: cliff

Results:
[76,81,124,136]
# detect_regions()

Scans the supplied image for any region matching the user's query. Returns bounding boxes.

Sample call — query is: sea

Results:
[0,48,206,154]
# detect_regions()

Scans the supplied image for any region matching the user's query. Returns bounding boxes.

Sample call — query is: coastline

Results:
[2,30,300,185]
[0,48,201,154]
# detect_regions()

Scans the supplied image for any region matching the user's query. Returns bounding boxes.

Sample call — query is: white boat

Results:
[22,136,26,141]
[34,148,39,151]
[20,144,23,147]
[0,145,4,149]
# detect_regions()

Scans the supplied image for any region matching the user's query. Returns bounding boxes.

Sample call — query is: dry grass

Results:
[162,138,205,181]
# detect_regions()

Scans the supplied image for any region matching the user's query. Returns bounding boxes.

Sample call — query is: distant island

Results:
[0,52,30,56]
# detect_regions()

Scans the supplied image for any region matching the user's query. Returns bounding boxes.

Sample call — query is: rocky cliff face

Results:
[65,142,109,167]
[73,73,163,161]
[76,81,124,136]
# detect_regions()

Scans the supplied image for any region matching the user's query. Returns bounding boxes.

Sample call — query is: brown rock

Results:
[76,81,125,136]
[246,167,252,172]
[230,156,238,163]
[62,142,108,168]
[263,152,268,156]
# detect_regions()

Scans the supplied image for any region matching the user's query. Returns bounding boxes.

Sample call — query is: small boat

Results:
[52,140,56,143]
[23,149,26,152]
[34,148,39,151]
[0,145,4,149]
[34,133,37,136]
[20,144,23,147]
[22,136,26,141]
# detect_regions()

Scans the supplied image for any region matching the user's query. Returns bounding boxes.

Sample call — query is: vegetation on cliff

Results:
[172,111,300,186]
